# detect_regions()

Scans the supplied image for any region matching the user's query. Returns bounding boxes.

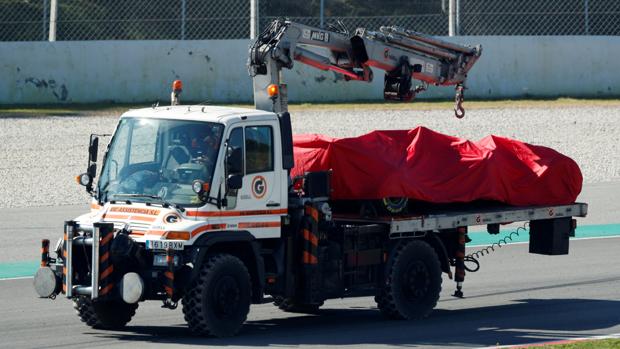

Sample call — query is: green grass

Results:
[537,338,620,348]
[2,98,620,117]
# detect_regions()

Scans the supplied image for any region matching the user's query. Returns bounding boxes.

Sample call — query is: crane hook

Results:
[454,84,465,119]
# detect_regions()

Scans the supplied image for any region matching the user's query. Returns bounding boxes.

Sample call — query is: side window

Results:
[245,126,273,174]
[227,127,244,175]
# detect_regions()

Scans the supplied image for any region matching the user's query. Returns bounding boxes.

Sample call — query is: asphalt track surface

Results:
[0,182,618,348]
[1,238,619,349]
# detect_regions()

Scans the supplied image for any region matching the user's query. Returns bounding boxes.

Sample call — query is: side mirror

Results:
[226,146,243,175]
[227,174,243,190]
[87,163,97,179]
[89,136,99,163]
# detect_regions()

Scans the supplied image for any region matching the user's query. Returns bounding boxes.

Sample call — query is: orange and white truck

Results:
[34,20,587,337]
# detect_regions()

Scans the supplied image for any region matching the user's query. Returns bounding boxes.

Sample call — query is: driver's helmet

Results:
[191,126,220,157]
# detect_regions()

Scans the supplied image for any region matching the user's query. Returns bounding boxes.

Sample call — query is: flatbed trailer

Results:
[277,184,587,308]
[333,202,588,238]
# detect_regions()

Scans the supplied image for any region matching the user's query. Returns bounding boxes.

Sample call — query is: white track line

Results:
[0,276,33,281]
[480,332,620,348]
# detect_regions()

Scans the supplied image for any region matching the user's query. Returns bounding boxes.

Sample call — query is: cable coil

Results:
[464,222,529,272]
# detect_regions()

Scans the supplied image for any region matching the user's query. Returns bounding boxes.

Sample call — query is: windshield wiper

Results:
[111,194,185,212]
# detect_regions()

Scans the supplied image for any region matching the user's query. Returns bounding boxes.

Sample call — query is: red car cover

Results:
[291,127,582,206]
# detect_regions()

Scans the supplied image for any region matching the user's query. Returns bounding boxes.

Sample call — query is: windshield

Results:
[98,117,223,206]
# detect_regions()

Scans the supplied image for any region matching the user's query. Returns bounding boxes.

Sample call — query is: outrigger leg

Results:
[453,226,467,298]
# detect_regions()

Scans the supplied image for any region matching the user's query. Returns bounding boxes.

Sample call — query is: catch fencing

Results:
[1,0,618,41]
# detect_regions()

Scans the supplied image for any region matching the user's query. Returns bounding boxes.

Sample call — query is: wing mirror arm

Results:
[77,135,100,195]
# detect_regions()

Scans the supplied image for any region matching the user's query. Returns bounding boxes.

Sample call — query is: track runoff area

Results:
[1,227,619,348]
[1,198,619,348]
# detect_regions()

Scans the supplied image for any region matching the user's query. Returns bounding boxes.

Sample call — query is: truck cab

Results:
[37,105,301,336]
[92,106,290,240]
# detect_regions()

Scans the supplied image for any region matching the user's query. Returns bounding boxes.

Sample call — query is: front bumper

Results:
[34,221,182,303]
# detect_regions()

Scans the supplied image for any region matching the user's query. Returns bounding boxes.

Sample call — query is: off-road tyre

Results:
[375,240,442,320]
[273,296,323,314]
[73,296,138,329]
[182,254,252,337]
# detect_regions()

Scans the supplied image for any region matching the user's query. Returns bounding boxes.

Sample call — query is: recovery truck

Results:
[34,20,587,337]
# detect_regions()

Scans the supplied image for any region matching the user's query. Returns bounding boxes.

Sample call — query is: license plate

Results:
[145,240,185,250]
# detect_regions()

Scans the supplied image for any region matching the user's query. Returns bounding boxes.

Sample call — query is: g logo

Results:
[252,176,267,199]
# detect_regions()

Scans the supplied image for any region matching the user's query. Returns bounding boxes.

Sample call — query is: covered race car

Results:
[291,127,582,206]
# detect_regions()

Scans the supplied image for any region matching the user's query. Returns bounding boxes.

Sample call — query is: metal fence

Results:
[1,0,619,41]
[460,0,620,35]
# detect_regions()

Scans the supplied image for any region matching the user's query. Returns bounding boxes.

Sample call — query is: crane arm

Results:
[249,19,482,118]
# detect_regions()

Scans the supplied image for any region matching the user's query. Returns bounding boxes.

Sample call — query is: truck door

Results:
[223,121,284,239]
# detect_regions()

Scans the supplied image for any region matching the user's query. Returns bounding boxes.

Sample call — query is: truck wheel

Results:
[376,240,442,320]
[73,296,138,329]
[381,197,408,214]
[182,254,252,337]
[273,296,323,314]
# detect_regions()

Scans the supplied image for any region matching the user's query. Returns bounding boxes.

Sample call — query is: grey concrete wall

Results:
[0,36,618,104]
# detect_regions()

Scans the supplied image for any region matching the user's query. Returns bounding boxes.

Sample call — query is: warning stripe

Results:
[190,222,280,238]
[131,215,157,222]
[101,233,113,246]
[303,251,318,264]
[186,208,287,217]
[238,222,281,229]
[100,266,114,279]
[99,283,114,296]
[102,213,156,222]
[191,224,228,238]
[303,229,318,247]
[102,213,128,220]
[305,206,319,221]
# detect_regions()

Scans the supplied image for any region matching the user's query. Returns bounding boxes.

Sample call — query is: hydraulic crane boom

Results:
[249,19,482,118]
